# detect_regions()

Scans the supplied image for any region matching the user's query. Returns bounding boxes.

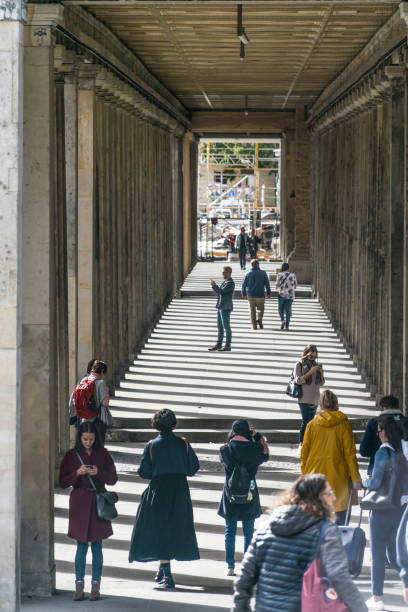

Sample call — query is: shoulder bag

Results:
[286,373,303,399]
[360,447,399,511]
[301,520,348,611]
[75,450,118,520]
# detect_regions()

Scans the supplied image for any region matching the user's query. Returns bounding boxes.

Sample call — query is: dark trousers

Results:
[370,506,404,595]
[298,402,317,443]
[93,417,107,447]
[239,249,247,269]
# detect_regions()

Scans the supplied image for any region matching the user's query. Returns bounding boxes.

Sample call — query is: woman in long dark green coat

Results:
[129,409,200,588]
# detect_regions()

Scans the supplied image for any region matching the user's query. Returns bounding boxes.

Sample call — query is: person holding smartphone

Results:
[293,344,325,451]
[59,421,118,601]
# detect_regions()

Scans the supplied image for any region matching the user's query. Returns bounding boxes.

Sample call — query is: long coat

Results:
[218,436,269,521]
[300,410,361,512]
[59,446,118,542]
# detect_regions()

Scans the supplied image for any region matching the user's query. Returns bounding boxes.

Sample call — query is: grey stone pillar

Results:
[288,109,312,283]
[280,129,296,260]
[21,22,55,597]
[386,66,406,405]
[77,65,98,376]
[0,0,25,609]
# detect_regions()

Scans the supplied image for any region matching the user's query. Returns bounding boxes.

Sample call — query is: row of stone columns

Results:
[1,9,198,604]
[310,59,408,409]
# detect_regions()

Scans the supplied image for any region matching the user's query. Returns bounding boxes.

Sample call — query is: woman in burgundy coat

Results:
[59,421,118,601]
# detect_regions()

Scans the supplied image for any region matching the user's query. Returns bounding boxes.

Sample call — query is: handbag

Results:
[360,447,399,511]
[75,450,118,520]
[301,520,349,611]
[286,374,302,399]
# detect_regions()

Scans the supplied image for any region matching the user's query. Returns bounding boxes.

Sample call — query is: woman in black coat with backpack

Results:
[218,419,269,575]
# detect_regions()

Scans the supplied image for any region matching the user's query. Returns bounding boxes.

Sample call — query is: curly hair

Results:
[91,360,107,375]
[152,408,177,432]
[270,474,334,519]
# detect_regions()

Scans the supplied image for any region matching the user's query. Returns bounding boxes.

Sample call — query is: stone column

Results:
[287,108,312,283]
[280,129,296,260]
[386,66,406,405]
[171,128,184,295]
[182,131,194,276]
[77,65,98,377]
[0,0,24,608]
[21,21,55,597]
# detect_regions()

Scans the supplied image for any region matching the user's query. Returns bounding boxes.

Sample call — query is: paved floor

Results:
[23,262,407,611]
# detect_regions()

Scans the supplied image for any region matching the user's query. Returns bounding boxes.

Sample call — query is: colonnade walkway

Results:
[24,262,405,610]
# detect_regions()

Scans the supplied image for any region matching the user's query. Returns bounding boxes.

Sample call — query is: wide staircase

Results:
[53,262,405,611]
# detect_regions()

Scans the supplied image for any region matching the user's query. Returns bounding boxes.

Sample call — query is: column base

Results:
[22,568,55,597]
[287,254,312,284]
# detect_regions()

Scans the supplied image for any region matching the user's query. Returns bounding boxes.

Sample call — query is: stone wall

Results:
[310,55,408,408]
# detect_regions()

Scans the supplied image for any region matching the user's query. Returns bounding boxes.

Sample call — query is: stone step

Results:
[107,427,365,444]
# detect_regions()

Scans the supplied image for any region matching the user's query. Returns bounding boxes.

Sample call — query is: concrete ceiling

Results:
[82,1,400,111]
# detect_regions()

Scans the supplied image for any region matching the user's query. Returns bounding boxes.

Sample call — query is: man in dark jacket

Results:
[360,395,408,474]
[209,266,235,352]
[241,259,271,329]
[236,227,249,270]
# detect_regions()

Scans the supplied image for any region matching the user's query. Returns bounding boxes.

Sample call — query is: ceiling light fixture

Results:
[237,4,250,60]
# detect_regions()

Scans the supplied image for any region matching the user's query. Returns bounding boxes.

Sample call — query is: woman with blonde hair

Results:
[301,389,362,525]
[293,344,325,447]
[232,474,367,612]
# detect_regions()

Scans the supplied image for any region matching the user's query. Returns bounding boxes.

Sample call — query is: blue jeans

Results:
[278,296,293,326]
[370,507,404,596]
[239,249,247,269]
[217,309,232,347]
[298,403,317,443]
[225,519,255,569]
[75,540,103,582]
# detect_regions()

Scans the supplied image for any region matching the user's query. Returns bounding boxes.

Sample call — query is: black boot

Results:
[157,563,175,589]
[155,564,164,583]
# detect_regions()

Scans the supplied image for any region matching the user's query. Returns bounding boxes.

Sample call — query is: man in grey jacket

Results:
[209,266,235,352]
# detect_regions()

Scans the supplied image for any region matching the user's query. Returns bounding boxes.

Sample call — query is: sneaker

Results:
[157,575,175,589]
[208,345,221,351]
[366,597,384,610]
[155,567,164,583]
[285,326,289,331]
[226,568,236,576]
[257,320,263,329]
[280,321,285,330]
[218,345,231,351]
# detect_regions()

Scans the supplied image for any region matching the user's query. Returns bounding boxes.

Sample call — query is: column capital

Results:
[77,63,101,90]
[0,0,26,22]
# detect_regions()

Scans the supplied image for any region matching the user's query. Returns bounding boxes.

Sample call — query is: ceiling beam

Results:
[149,5,214,109]
[281,4,334,109]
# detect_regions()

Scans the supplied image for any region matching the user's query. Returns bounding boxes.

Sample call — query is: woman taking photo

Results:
[218,419,269,576]
[59,421,118,601]
[301,389,362,525]
[364,415,408,611]
[293,344,325,448]
[232,474,367,612]
[129,409,200,588]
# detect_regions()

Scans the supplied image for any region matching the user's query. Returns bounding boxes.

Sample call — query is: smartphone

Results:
[84,465,93,469]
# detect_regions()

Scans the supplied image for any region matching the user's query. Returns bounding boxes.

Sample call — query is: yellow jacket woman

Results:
[300,389,362,524]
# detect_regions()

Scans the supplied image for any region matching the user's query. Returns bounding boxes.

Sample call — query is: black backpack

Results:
[226,449,252,505]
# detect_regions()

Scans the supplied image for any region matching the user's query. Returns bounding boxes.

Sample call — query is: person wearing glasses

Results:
[364,415,408,611]
[232,474,367,612]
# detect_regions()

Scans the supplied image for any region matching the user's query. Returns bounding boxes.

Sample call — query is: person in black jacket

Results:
[218,419,269,576]
[360,396,408,474]
[129,409,200,588]
[232,474,367,612]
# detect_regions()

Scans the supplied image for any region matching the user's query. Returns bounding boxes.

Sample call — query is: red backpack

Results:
[73,377,98,420]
